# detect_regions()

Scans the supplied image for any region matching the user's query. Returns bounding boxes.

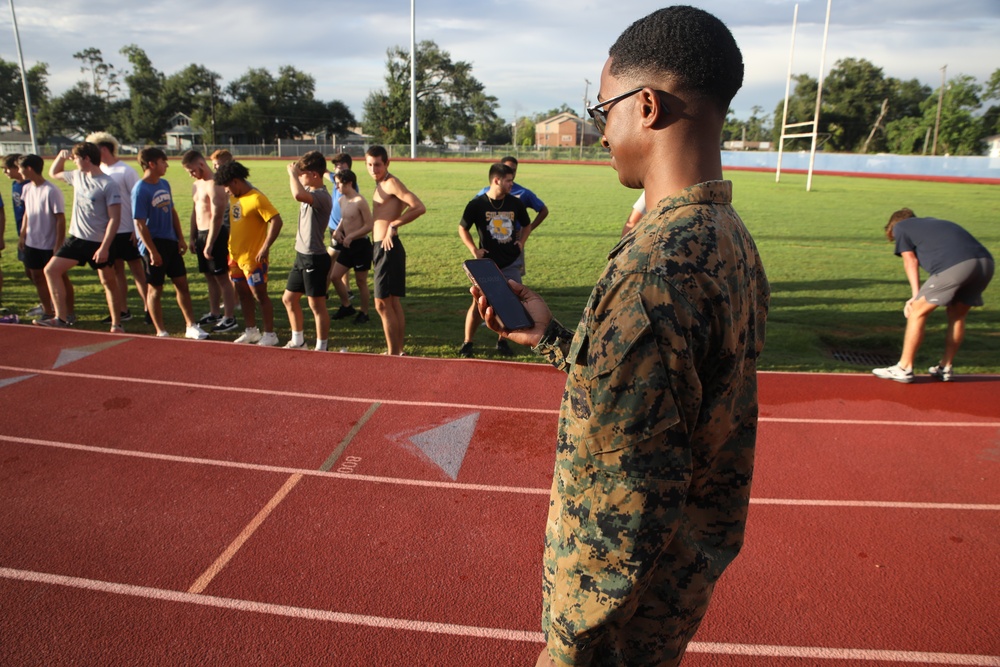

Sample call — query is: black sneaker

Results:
[495,339,514,357]
[120,309,133,322]
[459,342,474,358]
[199,312,223,326]
[332,305,356,320]
[144,310,153,324]
[354,311,370,324]
[212,317,239,333]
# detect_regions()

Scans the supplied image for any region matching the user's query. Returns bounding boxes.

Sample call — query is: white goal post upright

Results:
[775,0,833,192]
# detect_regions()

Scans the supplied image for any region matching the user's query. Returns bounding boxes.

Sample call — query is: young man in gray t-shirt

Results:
[35,142,125,331]
[281,151,333,350]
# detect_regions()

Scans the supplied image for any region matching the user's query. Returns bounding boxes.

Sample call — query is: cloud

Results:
[2,0,997,124]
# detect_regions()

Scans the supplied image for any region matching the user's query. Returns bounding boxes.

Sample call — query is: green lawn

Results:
[3,159,998,373]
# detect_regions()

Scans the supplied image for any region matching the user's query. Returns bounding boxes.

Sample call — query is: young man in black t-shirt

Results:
[457,162,530,358]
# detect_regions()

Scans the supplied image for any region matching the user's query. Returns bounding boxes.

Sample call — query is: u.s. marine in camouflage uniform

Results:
[533,181,768,665]
[471,7,770,666]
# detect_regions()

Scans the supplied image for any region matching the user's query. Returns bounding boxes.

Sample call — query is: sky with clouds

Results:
[3,0,998,126]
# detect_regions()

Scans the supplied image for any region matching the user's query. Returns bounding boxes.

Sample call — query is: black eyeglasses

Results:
[586,86,668,134]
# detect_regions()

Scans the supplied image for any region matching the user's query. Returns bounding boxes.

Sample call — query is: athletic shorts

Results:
[110,232,141,262]
[285,252,331,298]
[143,238,187,287]
[195,227,230,276]
[498,254,525,285]
[336,236,374,272]
[373,239,406,299]
[230,258,268,287]
[55,236,113,269]
[918,256,995,307]
[23,245,53,271]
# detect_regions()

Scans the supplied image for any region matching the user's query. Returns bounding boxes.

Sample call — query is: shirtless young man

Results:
[181,150,238,333]
[329,169,374,324]
[365,145,425,355]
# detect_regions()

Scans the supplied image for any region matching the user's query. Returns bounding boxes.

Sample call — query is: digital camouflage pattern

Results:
[533,181,769,666]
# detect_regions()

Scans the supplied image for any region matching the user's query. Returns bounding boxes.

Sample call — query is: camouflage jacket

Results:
[533,181,769,666]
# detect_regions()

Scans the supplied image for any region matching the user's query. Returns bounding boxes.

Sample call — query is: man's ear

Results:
[638,88,665,128]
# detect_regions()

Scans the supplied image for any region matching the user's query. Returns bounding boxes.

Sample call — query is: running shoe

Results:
[332,304,356,320]
[872,364,914,384]
[234,327,262,344]
[34,317,69,328]
[284,340,307,349]
[212,317,239,333]
[459,342,474,358]
[0,313,20,324]
[928,364,953,382]
[495,339,515,357]
[65,314,77,325]
[102,310,132,324]
[26,304,44,317]
[199,312,223,325]
[110,324,125,334]
[156,331,170,338]
[185,324,210,340]
[354,311,370,324]
[258,331,279,347]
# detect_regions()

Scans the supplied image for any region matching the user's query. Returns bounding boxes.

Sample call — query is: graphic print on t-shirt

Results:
[487,211,515,243]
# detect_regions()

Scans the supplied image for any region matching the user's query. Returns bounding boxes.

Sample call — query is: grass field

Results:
[2,158,998,374]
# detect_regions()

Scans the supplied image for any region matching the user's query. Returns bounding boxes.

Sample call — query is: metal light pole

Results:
[932,64,946,156]
[410,0,417,159]
[580,78,590,160]
[8,0,38,153]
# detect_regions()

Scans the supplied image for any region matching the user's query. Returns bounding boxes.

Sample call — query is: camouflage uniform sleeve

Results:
[543,274,698,665]
[533,319,577,373]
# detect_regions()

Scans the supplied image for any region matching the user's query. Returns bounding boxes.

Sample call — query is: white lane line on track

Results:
[2,365,999,427]
[2,567,998,665]
[3,435,999,511]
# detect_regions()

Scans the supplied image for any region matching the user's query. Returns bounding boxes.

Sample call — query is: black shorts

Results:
[373,239,405,299]
[110,232,141,262]
[285,252,331,298]
[23,245,53,271]
[336,236,374,272]
[55,236,113,269]
[143,238,187,287]
[195,227,230,276]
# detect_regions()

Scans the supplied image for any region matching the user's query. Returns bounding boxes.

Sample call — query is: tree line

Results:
[0,46,356,145]
[4,45,998,155]
[725,58,1000,156]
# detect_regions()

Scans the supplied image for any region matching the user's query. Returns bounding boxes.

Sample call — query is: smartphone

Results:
[462,258,534,331]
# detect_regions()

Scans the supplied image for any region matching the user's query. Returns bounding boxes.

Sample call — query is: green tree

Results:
[362,40,500,144]
[0,58,49,130]
[981,68,1000,137]
[72,47,120,101]
[36,81,112,137]
[772,74,819,150]
[118,44,168,143]
[162,64,223,142]
[513,117,535,147]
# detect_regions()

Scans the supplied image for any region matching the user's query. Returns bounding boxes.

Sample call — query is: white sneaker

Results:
[156,331,170,338]
[185,324,210,340]
[258,331,279,347]
[284,339,307,349]
[234,327,262,344]
[872,364,914,384]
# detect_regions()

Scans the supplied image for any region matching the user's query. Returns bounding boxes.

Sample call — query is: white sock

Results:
[316,339,328,351]
[291,330,305,346]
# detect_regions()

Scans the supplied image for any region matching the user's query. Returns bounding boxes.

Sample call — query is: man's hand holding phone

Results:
[471,280,551,349]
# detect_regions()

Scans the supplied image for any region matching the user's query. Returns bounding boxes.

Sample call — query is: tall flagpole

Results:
[9,0,38,153]
[410,0,417,158]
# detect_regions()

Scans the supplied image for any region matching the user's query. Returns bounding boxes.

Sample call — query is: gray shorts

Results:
[917,256,994,307]
[501,254,524,285]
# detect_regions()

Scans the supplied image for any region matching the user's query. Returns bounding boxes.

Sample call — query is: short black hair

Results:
[609,5,743,112]
[366,145,388,162]
[488,163,514,182]
[214,160,250,186]
[335,168,358,190]
[3,153,22,169]
[181,149,204,166]
[18,154,43,174]
[139,147,167,171]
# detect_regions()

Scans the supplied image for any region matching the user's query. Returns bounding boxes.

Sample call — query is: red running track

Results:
[0,326,997,666]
